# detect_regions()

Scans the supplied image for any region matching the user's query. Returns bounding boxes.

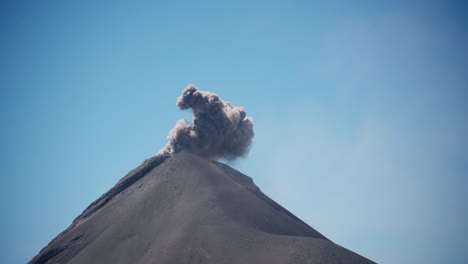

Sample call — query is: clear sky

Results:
[1,1,467,263]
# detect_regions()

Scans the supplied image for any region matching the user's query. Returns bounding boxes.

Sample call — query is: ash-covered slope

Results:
[30,152,374,264]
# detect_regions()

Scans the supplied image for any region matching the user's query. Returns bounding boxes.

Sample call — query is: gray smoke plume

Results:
[158,84,254,160]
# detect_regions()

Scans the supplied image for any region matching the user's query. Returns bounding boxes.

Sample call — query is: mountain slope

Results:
[30,152,374,264]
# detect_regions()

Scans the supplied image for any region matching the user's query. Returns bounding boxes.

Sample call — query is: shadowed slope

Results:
[30,152,374,264]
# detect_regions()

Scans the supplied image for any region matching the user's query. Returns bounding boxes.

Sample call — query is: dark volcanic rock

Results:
[30,152,374,264]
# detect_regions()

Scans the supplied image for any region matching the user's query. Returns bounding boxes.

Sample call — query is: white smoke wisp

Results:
[158,84,254,160]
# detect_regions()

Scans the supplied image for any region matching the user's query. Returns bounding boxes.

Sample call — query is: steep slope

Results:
[30,152,374,264]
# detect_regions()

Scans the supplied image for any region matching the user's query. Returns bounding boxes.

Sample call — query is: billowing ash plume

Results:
[158,84,254,160]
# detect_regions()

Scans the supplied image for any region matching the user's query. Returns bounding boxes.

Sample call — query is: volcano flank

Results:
[30,152,374,264]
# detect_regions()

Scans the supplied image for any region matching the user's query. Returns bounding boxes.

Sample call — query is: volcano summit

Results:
[30,86,373,263]
[30,152,373,264]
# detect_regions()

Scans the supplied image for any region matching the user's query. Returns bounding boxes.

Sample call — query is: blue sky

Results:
[1,1,467,263]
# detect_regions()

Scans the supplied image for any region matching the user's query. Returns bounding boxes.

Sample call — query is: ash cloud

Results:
[158,84,254,160]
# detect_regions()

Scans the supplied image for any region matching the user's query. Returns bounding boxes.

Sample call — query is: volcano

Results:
[30,152,374,264]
